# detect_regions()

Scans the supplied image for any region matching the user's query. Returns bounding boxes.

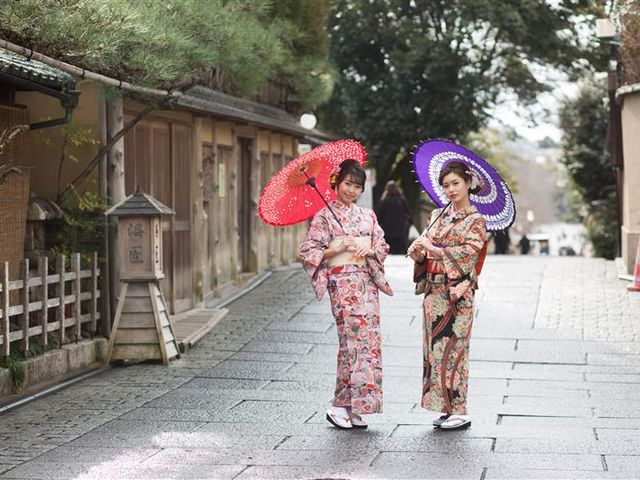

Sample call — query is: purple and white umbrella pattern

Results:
[412,139,516,232]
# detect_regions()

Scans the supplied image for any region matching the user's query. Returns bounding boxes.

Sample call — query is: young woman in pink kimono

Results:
[298,159,393,430]
[408,161,487,430]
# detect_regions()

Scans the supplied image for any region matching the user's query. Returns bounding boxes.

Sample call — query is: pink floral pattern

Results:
[329,271,383,414]
[419,205,486,415]
[298,200,392,414]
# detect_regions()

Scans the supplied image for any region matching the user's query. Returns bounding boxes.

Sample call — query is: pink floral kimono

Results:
[298,200,393,414]
[414,205,486,415]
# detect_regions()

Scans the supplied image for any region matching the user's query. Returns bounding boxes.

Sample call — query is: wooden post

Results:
[107,94,125,335]
[211,118,219,289]
[2,262,10,356]
[280,134,285,265]
[73,253,81,341]
[39,255,48,346]
[56,254,66,344]
[105,283,127,363]
[231,123,239,279]
[98,93,112,340]
[90,251,98,335]
[170,123,177,314]
[107,95,126,204]
[192,117,205,306]
[251,127,260,272]
[20,259,29,353]
[149,282,170,366]
[267,131,274,267]
[291,137,300,262]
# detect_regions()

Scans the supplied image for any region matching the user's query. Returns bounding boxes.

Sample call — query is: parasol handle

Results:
[304,174,344,228]
[405,202,451,258]
[420,201,451,237]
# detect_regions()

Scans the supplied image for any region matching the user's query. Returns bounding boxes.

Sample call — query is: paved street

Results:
[1,255,640,479]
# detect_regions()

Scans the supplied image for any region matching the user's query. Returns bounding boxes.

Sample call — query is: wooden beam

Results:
[192,117,206,306]
[107,95,126,204]
[39,256,48,346]
[169,123,177,314]
[56,255,66,344]
[149,282,169,366]
[90,252,98,335]
[20,259,29,352]
[231,123,239,279]
[211,118,219,289]
[106,283,128,363]
[2,262,10,356]
[73,253,81,340]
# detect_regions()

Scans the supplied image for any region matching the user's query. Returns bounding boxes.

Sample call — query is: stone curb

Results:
[0,338,107,402]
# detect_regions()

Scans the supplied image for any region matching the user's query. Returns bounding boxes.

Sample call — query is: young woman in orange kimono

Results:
[298,159,393,430]
[408,161,487,430]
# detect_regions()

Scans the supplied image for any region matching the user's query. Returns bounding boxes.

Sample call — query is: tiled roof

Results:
[174,86,335,141]
[105,189,174,217]
[0,48,75,90]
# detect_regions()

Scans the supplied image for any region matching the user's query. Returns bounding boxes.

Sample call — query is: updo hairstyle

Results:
[330,158,366,190]
[438,161,482,195]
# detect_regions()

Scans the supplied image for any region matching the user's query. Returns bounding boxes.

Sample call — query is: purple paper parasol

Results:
[412,139,516,232]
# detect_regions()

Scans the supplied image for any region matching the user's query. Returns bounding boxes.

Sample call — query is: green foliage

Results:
[1,340,59,394]
[0,0,333,109]
[559,78,617,259]
[2,357,26,394]
[0,347,26,394]
[35,123,105,260]
[51,187,107,263]
[621,3,640,84]
[319,0,606,206]
[269,0,335,108]
[37,122,101,200]
[586,192,618,259]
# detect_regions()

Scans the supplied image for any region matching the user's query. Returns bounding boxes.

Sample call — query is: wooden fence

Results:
[0,252,101,356]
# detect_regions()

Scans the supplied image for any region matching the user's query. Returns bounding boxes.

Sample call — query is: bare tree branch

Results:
[60,98,166,198]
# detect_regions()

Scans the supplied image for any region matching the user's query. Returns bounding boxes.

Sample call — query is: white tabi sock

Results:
[332,406,349,418]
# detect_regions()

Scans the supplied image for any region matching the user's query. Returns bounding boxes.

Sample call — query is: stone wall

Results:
[0,338,107,398]
[619,87,640,274]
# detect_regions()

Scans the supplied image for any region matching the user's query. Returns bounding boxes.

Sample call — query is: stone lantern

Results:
[104,188,179,365]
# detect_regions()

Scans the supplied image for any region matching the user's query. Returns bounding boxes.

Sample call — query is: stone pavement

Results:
[1,255,640,479]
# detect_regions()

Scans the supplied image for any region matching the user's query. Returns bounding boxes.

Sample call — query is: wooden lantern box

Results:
[118,215,163,281]
[105,189,179,365]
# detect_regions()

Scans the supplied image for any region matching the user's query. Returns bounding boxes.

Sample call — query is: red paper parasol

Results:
[258,139,366,227]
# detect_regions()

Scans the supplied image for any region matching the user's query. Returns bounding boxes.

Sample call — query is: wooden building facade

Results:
[121,97,310,314]
[13,77,325,317]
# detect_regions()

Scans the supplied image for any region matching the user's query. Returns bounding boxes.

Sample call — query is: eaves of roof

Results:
[0,42,336,144]
[617,83,640,99]
[105,189,174,217]
[0,48,75,93]
[172,86,335,141]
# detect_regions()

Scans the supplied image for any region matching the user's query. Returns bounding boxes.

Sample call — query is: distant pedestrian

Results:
[493,229,511,254]
[376,180,412,254]
[298,159,393,430]
[518,234,531,255]
[540,239,550,255]
[408,161,487,430]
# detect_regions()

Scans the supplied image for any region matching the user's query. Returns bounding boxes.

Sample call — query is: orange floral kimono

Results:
[298,200,393,414]
[415,205,486,415]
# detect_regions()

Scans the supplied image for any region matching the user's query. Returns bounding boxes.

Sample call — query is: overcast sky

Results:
[489,69,581,144]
